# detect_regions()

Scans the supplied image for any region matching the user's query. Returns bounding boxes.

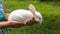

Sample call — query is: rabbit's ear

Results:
[28,4,36,15]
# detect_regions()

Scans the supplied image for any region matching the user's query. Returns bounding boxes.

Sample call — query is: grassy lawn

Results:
[4,0,60,34]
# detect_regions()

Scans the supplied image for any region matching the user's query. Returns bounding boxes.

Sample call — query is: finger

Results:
[35,20,39,24]
[32,17,35,20]
[27,20,32,24]
[26,20,33,26]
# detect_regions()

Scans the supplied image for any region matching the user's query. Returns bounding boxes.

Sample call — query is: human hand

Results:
[26,17,39,26]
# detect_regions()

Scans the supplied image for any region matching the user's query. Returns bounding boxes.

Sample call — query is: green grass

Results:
[4,0,60,34]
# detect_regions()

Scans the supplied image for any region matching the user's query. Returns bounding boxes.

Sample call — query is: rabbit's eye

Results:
[39,17,41,20]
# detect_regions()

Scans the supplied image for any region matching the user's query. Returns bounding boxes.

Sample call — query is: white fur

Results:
[8,9,34,24]
[35,11,42,23]
[8,4,43,24]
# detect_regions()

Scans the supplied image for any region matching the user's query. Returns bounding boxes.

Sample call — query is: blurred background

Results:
[4,0,60,34]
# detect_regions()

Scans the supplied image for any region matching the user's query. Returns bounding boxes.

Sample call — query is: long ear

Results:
[28,4,36,15]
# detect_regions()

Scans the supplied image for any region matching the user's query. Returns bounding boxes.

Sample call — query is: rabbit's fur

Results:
[8,4,42,24]
[8,9,34,24]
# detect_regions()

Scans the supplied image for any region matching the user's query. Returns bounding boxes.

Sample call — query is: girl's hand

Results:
[26,17,39,26]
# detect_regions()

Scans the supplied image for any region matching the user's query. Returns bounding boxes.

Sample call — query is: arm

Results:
[0,21,25,29]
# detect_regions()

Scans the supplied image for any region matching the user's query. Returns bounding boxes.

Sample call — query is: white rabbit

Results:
[8,4,42,24]
[28,4,43,23]
[8,9,34,24]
